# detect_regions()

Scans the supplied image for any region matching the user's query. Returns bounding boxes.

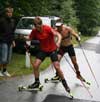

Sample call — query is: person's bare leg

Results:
[28,58,42,88]
[33,58,42,79]
[70,56,85,80]
[53,61,70,92]
[55,54,62,76]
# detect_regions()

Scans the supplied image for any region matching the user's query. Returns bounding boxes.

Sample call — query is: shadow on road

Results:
[43,94,98,102]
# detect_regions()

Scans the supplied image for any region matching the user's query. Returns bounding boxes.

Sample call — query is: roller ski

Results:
[62,79,74,99]
[18,82,43,92]
[68,92,73,99]
[76,73,91,86]
[44,75,61,83]
[66,89,73,99]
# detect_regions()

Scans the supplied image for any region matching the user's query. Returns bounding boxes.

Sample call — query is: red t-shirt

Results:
[29,25,57,52]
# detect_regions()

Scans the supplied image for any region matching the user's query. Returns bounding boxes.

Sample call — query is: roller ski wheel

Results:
[44,78,49,83]
[18,85,24,91]
[44,78,60,83]
[84,80,91,86]
[77,75,91,86]
[27,84,43,91]
[65,89,74,99]
[66,89,74,99]
[68,92,74,99]
[38,85,43,91]
[81,79,91,86]
[18,84,43,92]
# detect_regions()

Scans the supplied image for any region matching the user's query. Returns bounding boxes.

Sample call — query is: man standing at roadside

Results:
[0,6,15,77]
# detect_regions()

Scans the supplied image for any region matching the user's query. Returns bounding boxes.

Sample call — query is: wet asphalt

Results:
[0,34,100,102]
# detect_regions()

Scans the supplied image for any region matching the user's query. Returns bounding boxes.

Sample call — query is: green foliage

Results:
[1,0,100,36]
[60,0,79,27]
[75,0,100,35]
[48,0,63,16]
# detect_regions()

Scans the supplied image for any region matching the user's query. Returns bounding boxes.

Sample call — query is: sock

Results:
[76,71,80,75]
[35,78,40,83]
[61,79,70,92]
[3,68,6,72]
[62,79,66,85]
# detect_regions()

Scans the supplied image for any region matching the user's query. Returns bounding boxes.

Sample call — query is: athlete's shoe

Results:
[3,71,11,77]
[76,73,91,85]
[76,72,87,83]
[28,82,40,89]
[0,71,4,77]
[51,75,60,81]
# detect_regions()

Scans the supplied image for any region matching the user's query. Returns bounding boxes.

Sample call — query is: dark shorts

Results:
[58,44,75,57]
[36,50,58,62]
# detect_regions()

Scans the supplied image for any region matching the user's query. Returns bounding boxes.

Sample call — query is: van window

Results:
[16,18,35,29]
[40,17,51,26]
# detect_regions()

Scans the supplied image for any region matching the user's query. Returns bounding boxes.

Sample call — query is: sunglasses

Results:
[34,22,42,26]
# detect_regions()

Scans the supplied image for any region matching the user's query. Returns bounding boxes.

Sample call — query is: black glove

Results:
[24,43,30,53]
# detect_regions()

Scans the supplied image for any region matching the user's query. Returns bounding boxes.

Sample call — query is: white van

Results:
[14,16,60,53]
[15,16,60,35]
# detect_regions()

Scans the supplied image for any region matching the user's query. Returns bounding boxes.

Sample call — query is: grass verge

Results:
[7,53,51,77]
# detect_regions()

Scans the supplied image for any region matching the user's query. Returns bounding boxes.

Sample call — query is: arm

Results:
[51,28,62,48]
[70,28,80,42]
[24,35,30,41]
[12,40,16,47]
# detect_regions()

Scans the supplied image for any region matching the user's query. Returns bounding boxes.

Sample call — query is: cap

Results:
[55,22,63,26]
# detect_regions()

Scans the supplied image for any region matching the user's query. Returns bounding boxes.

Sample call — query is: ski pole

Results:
[63,56,76,72]
[78,42,99,88]
[80,78,93,98]
[63,55,93,98]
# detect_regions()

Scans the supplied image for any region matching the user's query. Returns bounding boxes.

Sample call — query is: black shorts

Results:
[36,50,58,62]
[58,44,75,57]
